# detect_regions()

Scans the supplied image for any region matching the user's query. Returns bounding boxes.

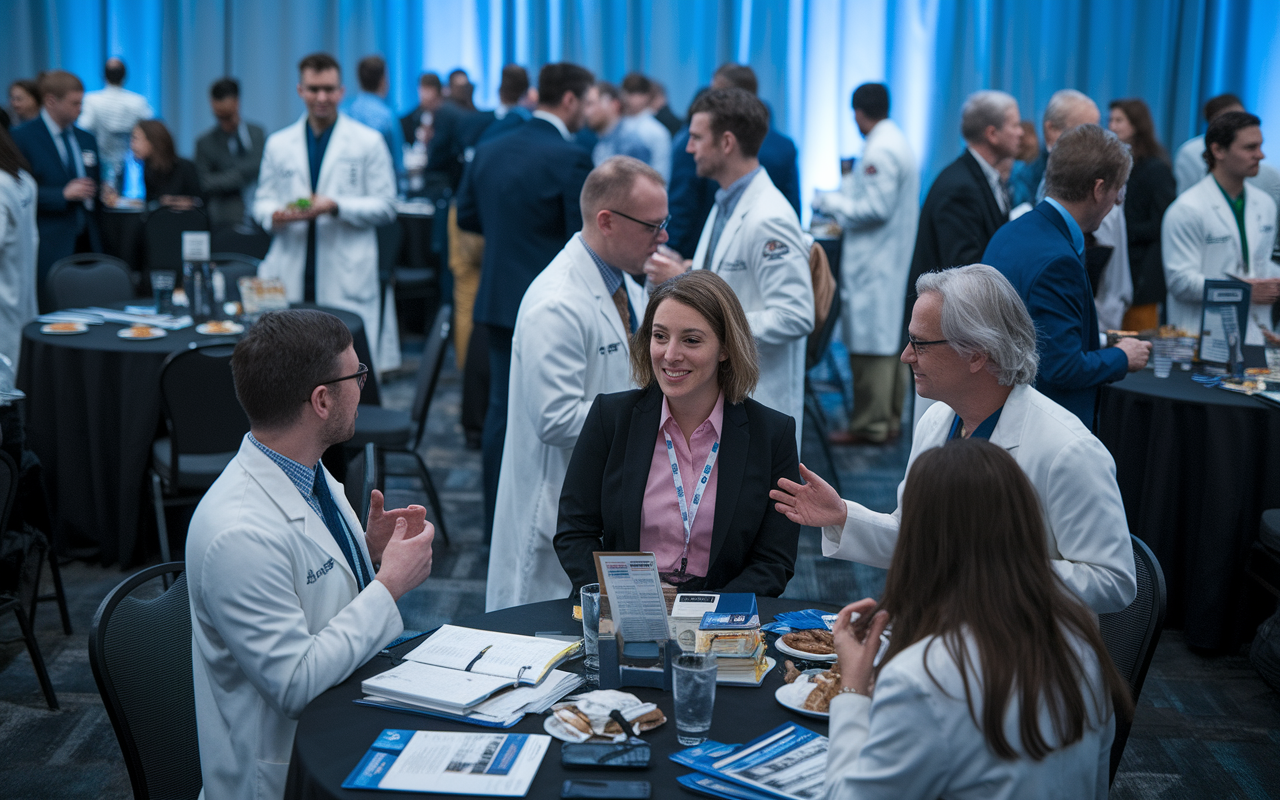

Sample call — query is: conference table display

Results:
[1097,353,1280,650]
[17,303,379,566]
[285,597,839,799]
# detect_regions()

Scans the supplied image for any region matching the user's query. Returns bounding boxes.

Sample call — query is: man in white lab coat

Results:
[187,309,435,800]
[254,53,400,372]
[1164,111,1279,345]
[657,88,812,448]
[813,84,919,444]
[485,156,660,611]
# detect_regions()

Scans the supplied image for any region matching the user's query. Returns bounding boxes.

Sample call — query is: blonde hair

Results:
[630,271,759,404]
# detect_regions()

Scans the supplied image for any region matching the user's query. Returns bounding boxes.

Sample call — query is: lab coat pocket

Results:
[255,759,289,799]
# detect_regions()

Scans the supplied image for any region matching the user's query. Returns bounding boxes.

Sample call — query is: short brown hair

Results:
[1044,124,1132,203]
[231,309,353,430]
[135,119,177,174]
[1204,110,1261,170]
[418,72,442,91]
[357,55,385,92]
[580,155,665,224]
[620,72,652,96]
[689,88,769,158]
[298,52,341,79]
[37,70,83,100]
[713,64,758,96]
[497,64,529,105]
[1204,93,1243,122]
[630,271,759,404]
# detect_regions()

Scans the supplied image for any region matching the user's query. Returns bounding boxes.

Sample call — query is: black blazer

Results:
[1124,155,1177,306]
[555,386,801,598]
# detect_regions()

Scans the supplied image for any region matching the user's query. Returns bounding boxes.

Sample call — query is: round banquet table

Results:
[1097,361,1280,650]
[16,304,380,566]
[285,597,838,800]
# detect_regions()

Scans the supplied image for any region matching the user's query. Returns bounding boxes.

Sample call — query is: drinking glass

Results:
[1152,337,1174,378]
[673,652,717,745]
[1266,342,1280,376]
[151,270,176,316]
[580,583,601,686]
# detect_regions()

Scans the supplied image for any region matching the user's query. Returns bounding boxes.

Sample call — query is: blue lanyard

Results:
[663,430,720,578]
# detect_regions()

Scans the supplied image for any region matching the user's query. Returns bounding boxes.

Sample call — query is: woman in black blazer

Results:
[555,271,801,597]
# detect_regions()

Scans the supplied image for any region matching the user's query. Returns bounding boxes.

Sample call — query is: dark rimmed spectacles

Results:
[607,209,671,237]
[907,336,949,356]
[321,363,368,390]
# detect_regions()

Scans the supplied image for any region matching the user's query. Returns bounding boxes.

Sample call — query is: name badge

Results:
[81,150,97,168]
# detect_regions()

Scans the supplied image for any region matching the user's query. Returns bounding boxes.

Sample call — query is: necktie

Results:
[313,468,371,589]
[60,128,78,176]
[612,285,636,334]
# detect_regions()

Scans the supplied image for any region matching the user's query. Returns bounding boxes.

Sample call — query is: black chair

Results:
[1244,509,1280,599]
[209,252,260,304]
[144,206,209,275]
[802,240,844,494]
[0,450,58,710]
[46,253,135,310]
[348,304,452,545]
[210,221,271,260]
[89,562,201,800]
[150,341,250,563]
[1098,534,1167,784]
[376,221,404,333]
[360,441,379,524]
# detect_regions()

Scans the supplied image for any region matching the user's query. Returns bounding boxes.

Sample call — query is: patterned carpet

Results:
[0,342,1277,798]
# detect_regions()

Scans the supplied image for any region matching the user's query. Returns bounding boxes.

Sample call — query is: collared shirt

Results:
[42,108,85,178]
[968,146,1009,215]
[1214,178,1250,272]
[948,406,1004,440]
[305,119,335,192]
[1044,196,1085,257]
[703,165,762,269]
[591,121,652,167]
[494,104,531,122]
[640,393,725,583]
[581,235,637,332]
[347,91,404,175]
[78,84,152,175]
[533,109,572,141]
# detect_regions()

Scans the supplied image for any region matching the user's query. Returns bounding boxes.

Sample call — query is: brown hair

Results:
[298,52,341,79]
[1044,123,1132,202]
[1109,98,1166,163]
[630,271,759,404]
[231,309,352,430]
[0,126,33,179]
[713,63,758,96]
[688,88,769,158]
[37,70,83,100]
[357,55,385,92]
[878,439,1133,760]
[1204,110,1261,170]
[135,119,177,174]
[9,79,41,107]
[497,64,529,105]
[580,155,665,222]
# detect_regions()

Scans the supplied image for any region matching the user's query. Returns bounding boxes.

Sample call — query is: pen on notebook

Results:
[464,645,492,672]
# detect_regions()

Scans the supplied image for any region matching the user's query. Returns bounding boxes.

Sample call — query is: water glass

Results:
[151,270,176,316]
[1266,343,1280,376]
[673,652,717,745]
[580,583,601,685]
[1152,337,1174,378]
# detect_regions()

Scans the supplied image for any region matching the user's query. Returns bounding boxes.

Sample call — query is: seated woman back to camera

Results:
[555,270,801,596]
[826,438,1132,800]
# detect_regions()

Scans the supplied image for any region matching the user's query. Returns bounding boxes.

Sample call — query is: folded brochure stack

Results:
[672,722,829,800]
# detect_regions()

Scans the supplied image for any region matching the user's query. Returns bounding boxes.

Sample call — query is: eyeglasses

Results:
[907,336,949,356]
[321,363,368,390]
[607,209,671,237]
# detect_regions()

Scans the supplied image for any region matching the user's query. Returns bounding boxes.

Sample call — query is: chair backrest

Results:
[89,562,201,800]
[360,441,379,524]
[47,255,135,310]
[0,450,18,536]
[144,207,209,274]
[1098,534,1167,783]
[408,304,453,450]
[159,341,250,479]
[209,253,260,304]
[376,221,403,285]
[210,222,272,259]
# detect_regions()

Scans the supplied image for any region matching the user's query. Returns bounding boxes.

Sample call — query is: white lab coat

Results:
[0,170,38,371]
[253,114,400,371]
[1091,203,1132,332]
[187,436,403,800]
[822,383,1137,614]
[813,119,920,356]
[486,234,645,611]
[692,169,813,450]
[1162,175,1279,345]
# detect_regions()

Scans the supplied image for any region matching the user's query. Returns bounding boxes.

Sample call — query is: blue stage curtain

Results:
[3,0,1278,217]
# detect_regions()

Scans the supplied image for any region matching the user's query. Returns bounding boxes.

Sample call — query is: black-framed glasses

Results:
[607,209,671,236]
[321,363,368,390]
[907,336,949,356]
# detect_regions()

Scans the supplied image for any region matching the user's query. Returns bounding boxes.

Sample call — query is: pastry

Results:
[781,629,835,654]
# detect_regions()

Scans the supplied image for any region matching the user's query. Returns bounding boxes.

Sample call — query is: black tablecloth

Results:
[285,598,838,800]
[1097,360,1280,650]
[16,304,379,566]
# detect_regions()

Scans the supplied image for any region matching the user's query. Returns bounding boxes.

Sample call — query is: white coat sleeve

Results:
[334,135,396,228]
[253,140,287,233]
[514,298,599,450]
[1161,202,1207,304]
[197,525,403,720]
[816,147,900,231]
[745,216,814,344]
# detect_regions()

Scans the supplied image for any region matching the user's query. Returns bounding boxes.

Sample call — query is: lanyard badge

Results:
[664,432,720,581]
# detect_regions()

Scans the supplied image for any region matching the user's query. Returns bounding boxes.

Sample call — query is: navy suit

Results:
[11,118,103,310]
[983,202,1128,429]
[455,116,594,538]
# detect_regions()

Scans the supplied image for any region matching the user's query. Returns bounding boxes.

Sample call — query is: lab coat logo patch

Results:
[863,164,877,175]
[306,557,337,584]
[762,240,790,260]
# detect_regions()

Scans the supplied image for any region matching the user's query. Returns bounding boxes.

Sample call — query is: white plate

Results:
[41,322,88,335]
[774,638,837,662]
[117,327,168,340]
[774,679,829,719]
[716,656,777,687]
[196,321,245,335]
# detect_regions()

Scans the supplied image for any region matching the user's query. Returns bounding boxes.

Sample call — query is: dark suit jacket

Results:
[983,202,1128,428]
[10,118,104,278]
[1124,155,1177,306]
[456,117,593,330]
[555,386,801,598]
[425,102,497,193]
[194,122,266,229]
[902,149,1008,346]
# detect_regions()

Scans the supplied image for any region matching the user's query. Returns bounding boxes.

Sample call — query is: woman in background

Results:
[824,438,1131,800]
[106,119,202,211]
[0,126,39,370]
[1108,98,1176,331]
[7,80,41,126]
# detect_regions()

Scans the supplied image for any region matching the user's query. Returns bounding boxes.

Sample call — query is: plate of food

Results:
[41,322,88,335]
[117,324,167,340]
[774,660,842,719]
[774,629,837,662]
[196,320,244,335]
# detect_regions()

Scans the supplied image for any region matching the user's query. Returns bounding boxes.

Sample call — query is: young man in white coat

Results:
[651,88,812,450]
[770,265,1137,614]
[812,83,919,445]
[187,309,435,800]
[1163,111,1279,345]
[485,156,660,611]
[254,53,400,372]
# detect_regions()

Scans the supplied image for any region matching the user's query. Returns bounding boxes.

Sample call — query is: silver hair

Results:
[915,264,1038,386]
[960,90,1018,143]
[1043,89,1096,133]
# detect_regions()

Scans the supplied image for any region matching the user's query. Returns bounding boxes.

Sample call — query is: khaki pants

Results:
[448,203,485,366]
[848,355,908,442]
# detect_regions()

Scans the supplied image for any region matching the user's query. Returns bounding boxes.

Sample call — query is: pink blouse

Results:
[639,393,724,582]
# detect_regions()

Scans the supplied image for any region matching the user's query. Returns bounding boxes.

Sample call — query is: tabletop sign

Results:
[1200,279,1251,373]
[181,231,211,263]
[593,551,674,690]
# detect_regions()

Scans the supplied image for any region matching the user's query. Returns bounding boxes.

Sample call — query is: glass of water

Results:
[1152,337,1174,378]
[151,270,176,316]
[1266,342,1280,376]
[673,652,718,745]
[580,583,601,686]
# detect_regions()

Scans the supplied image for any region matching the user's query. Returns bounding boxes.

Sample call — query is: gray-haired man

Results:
[770,264,1137,614]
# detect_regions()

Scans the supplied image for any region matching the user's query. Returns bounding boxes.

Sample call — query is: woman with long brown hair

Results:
[105,118,202,210]
[825,438,1131,799]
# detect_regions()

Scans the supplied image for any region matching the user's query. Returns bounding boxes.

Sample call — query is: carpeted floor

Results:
[1,342,1277,798]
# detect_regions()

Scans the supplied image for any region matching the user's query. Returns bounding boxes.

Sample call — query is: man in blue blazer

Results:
[10,70,103,312]
[983,124,1150,429]
[456,62,596,538]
